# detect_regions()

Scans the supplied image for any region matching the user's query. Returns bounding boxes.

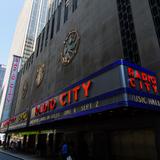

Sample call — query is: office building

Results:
[0,65,6,92]
[21,0,53,67]
[1,0,160,159]
[0,0,54,120]
[0,65,6,103]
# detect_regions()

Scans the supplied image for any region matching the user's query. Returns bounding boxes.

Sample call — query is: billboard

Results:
[29,60,160,126]
[1,55,21,121]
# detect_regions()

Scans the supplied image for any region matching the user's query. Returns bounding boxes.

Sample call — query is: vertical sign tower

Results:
[1,55,21,122]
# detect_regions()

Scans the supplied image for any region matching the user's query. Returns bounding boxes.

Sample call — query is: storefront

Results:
[3,59,160,159]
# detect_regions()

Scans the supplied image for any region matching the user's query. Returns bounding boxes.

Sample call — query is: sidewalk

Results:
[0,147,47,160]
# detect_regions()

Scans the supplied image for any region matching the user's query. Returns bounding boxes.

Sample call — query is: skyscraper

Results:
[0,65,6,98]
[21,0,53,67]
[0,0,53,120]
[0,65,6,91]
[2,0,160,159]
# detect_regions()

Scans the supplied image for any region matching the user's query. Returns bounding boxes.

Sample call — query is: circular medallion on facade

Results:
[61,30,80,65]
[35,64,45,87]
[22,80,28,99]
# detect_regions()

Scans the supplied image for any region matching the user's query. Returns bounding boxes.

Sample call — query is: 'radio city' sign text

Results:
[128,67,158,94]
[34,80,92,116]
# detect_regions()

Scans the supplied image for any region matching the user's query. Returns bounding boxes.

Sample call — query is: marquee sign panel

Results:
[28,60,160,126]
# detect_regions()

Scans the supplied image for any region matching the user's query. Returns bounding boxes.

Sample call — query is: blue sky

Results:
[0,0,24,65]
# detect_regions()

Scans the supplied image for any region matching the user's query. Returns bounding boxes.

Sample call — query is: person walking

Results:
[61,141,72,160]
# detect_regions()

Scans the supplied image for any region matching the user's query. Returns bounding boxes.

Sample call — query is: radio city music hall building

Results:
[1,0,160,159]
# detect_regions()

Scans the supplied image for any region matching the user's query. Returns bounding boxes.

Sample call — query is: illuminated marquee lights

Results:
[128,67,158,94]
[17,112,28,122]
[35,80,92,116]
[1,117,16,128]
[1,112,28,129]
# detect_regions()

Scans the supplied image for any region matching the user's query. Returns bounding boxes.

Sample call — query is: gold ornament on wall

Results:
[22,80,28,99]
[35,64,45,87]
[61,30,80,65]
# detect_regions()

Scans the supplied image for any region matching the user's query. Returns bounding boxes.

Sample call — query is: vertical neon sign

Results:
[1,55,21,121]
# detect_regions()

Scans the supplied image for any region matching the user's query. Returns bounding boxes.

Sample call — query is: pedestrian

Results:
[60,141,72,160]
[18,140,21,150]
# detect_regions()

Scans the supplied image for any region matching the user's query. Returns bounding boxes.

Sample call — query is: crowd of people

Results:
[8,140,22,152]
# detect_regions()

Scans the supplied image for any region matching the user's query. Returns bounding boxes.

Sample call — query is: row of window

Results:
[22,53,34,74]
[117,0,140,65]
[22,0,78,74]
[23,0,141,74]
[117,0,160,65]
[149,0,160,47]
[36,0,78,57]
[22,0,160,75]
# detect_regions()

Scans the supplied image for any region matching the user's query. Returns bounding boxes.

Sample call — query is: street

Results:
[0,152,22,160]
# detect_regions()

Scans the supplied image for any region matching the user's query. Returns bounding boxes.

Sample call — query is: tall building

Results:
[2,0,160,159]
[21,0,53,67]
[0,0,53,120]
[0,65,6,92]
[0,65,6,102]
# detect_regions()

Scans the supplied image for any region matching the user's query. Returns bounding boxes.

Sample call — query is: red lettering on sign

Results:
[35,106,39,116]
[129,78,136,88]
[72,86,80,101]
[151,76,157,85]
[34,80,93,117]
[59,92,67,106]
[152,85,158,94]
[142,72,147,81]
[135,71,141,79]
[144,82,150,92]
[49,98,56,110]
[82,80,92,97]
[128,67,134,77]
[139,81,143,90]
[147,75,152,83]
[128,67,159,95]
[68,90,71,104]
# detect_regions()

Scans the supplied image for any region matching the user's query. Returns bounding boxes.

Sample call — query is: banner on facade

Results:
[1,55,21,121]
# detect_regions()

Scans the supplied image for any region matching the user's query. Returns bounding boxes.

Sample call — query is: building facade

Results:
[2,0,160,159]
[1,56,21,122]
[21,0,53,67]
[0,65,6,92]
[0,0,54,121]
[0,65,6,103]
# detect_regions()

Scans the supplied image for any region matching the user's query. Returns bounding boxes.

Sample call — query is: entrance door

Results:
[48,134,54,157]
[92,131,110,160]
[64,131,110,160]
[110,129,157,160]
[38,134,47,157]
[27,135,36,153]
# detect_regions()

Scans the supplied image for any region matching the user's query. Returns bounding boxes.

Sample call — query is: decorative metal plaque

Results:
[22,80,28,99]
[35,64,45,87]
[61,30,80,65]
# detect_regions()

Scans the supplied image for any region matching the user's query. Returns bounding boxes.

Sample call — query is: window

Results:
[110,130,157,160]
[117,0,140,64]
[64,0,69,23]
[149,0,160,47]
[56,4,62,32]
[36,36,41,57]
[45,21,50,46]
[31,53,34,64]
[40,29,45,52]
[72,0,78,12]
[50,15,55,39]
